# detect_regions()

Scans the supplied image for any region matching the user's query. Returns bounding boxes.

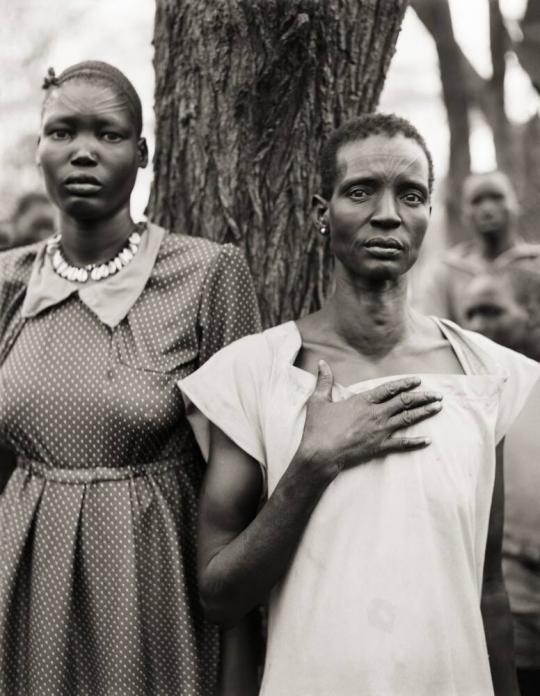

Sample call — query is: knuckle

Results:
[388,381,402,397]
[373,406,385,428]
[401,410,413,426]
[384,383,395,397]
[378,385,391,401]
[400,391,413,407]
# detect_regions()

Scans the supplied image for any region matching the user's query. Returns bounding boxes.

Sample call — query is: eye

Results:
[102,132,123,143]
[347,187,371,201]
[49,129,72,141]
[401,191,425,205]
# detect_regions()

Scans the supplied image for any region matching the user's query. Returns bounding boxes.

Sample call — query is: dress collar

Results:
[21,222,165,328]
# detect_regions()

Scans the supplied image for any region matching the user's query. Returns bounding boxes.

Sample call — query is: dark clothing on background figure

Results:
[0,224,261,695]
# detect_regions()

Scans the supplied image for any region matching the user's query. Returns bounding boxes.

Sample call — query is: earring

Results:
[319,224,328,236]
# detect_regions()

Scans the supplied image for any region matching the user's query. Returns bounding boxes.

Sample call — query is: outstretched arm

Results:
[481,440,520,696]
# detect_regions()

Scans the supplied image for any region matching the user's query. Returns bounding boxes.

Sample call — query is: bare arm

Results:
[198,361,443,627]
[218,612,262,696]
[481,440,520,696]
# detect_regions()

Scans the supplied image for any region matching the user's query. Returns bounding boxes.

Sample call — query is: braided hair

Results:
[41,61,143,136]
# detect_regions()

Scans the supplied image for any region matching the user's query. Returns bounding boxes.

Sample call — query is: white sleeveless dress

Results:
[180,319,540,696]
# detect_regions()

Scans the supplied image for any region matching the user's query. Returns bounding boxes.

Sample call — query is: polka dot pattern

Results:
[0,233,261,695]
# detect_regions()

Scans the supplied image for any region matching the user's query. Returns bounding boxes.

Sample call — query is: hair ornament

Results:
[42,67,60,90]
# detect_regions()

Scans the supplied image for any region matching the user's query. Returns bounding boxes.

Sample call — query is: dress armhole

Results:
[179,334,269,488]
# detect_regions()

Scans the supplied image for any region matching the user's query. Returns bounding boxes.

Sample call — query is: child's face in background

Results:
[463,275,531,355]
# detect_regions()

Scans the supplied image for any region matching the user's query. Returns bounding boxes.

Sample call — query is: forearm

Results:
[481,579,520,696]
[201,453,333,626]
[218,610,262,696]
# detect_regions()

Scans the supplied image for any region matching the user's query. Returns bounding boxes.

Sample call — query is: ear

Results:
[137,138,149,169]
[312,194,329,231]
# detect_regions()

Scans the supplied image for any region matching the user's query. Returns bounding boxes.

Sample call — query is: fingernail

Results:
[430,392,443,400]
[423,437,432,445]
[430,402,442,412]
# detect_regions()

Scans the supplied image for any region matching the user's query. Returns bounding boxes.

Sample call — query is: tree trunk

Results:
[487,0,513,173]
[411,0,471,244]
[516,0,540,93]
[149,0,407,327]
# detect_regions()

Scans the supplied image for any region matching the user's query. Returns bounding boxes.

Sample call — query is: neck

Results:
[58,207,135,266]
[324,264,412,358]
[475,228,515,261]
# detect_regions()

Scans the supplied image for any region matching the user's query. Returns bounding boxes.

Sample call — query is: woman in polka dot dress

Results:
[0,61,261,695]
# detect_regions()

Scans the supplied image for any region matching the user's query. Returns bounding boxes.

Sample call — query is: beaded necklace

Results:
[47,222,145,284]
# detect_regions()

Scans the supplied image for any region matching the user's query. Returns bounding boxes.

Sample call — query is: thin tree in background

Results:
[149,0,408,327]
[413,0,540,243]
[410,0,470,244]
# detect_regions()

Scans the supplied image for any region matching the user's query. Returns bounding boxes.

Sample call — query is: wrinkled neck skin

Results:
[323,261,415,358]
[58,206,135,266]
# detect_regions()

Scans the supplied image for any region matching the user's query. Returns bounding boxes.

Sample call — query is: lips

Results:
[363,236,405,259]
[63,174,103,196]
[364,237,404,250]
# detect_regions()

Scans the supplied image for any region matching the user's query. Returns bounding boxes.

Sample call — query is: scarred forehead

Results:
[335,135,430,186]
[42,79,137,131]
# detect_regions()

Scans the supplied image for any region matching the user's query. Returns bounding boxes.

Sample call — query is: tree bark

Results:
[149,0,407,327]
[411,0,471,244]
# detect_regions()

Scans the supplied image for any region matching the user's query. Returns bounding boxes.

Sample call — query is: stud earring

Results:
[319,224,328,236]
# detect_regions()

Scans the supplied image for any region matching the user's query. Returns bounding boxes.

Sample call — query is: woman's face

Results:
[324,134,431,282]
[37,79,147,221]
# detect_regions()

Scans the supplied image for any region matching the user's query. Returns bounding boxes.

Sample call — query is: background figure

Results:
[463,268,540,696]
[417,171,540,324]
[10,191,55,247]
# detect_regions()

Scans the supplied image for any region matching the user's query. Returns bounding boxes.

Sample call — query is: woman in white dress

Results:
[180,113,539,696]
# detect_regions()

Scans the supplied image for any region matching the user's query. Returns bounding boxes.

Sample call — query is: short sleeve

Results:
[197,244,261,365]
[464,330,540,444]
[494,348,540,444]
[179,332,269,467]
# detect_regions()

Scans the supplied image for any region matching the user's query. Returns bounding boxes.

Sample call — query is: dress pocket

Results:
[112,316,198,376]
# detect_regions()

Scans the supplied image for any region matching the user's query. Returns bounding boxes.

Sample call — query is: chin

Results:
[360,259,413,282]
[62,199,109,222]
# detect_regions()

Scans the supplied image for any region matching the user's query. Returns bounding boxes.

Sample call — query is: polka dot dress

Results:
[0,231,261,696]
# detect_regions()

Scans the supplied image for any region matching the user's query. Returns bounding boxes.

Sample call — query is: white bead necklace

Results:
[47,224,144,284]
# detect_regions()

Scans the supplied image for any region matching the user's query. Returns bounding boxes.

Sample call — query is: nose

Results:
[70,138,98,167]
[370,190,400,230]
